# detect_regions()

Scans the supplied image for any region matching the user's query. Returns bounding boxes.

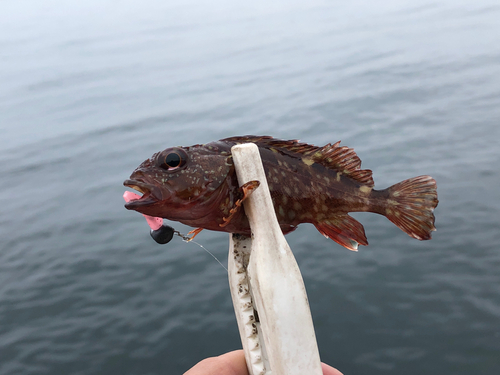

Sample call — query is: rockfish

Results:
[124,136,438,250]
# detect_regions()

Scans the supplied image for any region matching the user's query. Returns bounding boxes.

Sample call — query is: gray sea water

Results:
[1,0,500,374]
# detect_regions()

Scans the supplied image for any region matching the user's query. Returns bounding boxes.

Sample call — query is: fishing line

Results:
[140,213,227,272]
[176,232,228,272]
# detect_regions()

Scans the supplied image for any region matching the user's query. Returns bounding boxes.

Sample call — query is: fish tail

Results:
[382,175,438,240]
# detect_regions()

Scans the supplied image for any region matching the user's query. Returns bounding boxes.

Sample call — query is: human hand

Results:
[184,350,343,375]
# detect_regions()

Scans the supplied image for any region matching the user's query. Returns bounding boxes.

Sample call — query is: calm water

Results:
[1,0,500,374]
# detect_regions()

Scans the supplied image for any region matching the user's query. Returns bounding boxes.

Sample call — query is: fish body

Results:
[124,136,438,250]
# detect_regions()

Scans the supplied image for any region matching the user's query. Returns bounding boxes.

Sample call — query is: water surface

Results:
[1,1,499,374]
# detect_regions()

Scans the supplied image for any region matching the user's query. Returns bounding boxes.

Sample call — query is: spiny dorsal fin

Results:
[222,135,374,187]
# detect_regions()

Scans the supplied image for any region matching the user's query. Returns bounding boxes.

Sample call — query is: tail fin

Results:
[384,175,438,240]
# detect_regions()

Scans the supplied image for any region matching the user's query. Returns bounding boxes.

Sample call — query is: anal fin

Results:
[314,214,368,251]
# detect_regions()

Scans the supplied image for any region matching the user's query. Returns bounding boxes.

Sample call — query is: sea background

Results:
[1,0,499,374]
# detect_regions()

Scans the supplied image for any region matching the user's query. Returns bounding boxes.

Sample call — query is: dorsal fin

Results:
[222,135,374,187]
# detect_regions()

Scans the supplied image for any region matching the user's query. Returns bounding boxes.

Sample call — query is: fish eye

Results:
[159,149,187,171]
[165,153,181,168]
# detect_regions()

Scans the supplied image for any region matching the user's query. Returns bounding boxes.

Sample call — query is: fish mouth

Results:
[123,179,161,209]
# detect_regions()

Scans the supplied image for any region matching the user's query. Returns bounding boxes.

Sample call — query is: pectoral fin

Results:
[220,180,260,228]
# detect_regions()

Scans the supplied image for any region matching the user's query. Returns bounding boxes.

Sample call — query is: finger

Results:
[184,350,248,375]
[322,362,344,375]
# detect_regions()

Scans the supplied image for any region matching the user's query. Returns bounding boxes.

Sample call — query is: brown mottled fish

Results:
[124,136,438,250]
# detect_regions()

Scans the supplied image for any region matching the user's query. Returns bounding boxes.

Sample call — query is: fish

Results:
[124,136,438,250]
